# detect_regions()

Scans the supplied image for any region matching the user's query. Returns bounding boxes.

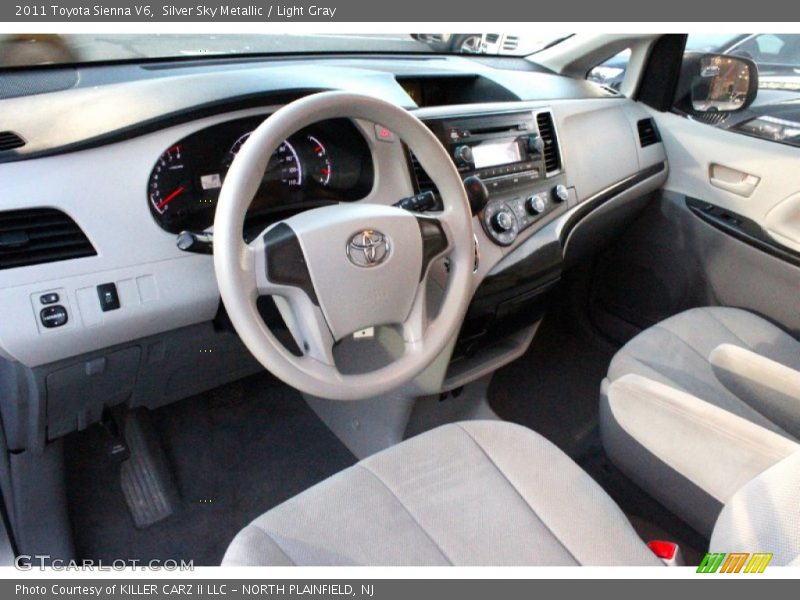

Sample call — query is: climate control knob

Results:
[525,194,547,215]
[454,145,474,166]
[552,184,569,203]
[491,210,515,233]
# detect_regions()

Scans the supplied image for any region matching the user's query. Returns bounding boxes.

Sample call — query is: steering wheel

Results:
[214,92,474,400]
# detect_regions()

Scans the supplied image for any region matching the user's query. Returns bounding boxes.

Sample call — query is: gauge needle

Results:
[156,185,185,209]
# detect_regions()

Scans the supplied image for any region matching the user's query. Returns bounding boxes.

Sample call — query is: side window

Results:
[586,49,631,91]
[674,34,800,147]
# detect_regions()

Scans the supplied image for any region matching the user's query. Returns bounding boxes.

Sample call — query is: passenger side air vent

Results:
[408,150,440,199]
[637,118,661,147]
[0,131,25,151]
[0,208,96,270]
[536,111,561,174]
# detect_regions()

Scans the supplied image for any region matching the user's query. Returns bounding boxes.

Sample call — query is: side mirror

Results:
[681,53,759,113]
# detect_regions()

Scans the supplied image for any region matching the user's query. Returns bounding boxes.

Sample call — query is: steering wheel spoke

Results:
[248,228,336,367]
[417,214,453,279]
[272,294,337,367]
[401,280,429,347]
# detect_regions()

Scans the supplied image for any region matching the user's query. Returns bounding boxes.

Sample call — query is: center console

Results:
[417,110,568,246]
[410,109,569,370]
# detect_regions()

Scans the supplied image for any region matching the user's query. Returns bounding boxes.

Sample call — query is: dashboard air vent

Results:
[0,131,25,151]
[536,111,561,173]
[0,208,96,270]
[637,118,661,147]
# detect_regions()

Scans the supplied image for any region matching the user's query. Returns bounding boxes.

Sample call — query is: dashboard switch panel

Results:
[40,292,60,305]
[40,305,68,328]
[97,283,121,312]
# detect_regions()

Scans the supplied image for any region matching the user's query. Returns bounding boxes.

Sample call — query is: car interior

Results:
[0,32,799,567]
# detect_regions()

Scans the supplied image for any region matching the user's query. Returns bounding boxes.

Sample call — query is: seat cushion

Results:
[711,451,800,566]
[222,421,659,566]
[601,306,800,536]
[602,374,798,537]
[606,307,800,439]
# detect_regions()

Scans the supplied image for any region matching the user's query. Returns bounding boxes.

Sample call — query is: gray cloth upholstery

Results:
[602,306,800,537]
[222,421,660,566]
[711,451,800,566]
[602,374,798,537]
[606,307,800,439]
[710,344,800,440]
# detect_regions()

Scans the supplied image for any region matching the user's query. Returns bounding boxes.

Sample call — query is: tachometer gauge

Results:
[225,132,303,187]
[149,145,193,216]
[307,135,333,186]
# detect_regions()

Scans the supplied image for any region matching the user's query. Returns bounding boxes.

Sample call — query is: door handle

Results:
[709,163,761,197]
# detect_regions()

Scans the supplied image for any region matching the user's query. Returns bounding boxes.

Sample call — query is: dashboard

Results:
[147,116,374,234]
[0,54,668,449]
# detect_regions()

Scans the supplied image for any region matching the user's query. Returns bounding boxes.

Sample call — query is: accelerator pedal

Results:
[118,408,179,529]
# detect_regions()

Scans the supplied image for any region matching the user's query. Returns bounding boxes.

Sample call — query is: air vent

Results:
[0,208,96,270]
[408,150,440,199]
[0,131,25,151]
[536,111,561,174]
[502,36,519,51]
[637,118,661,147]
[485,34,500,44]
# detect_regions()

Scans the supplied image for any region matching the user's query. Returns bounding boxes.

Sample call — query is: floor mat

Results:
[64,372,355,566]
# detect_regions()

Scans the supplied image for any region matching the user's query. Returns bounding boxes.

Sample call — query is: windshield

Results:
[0,33,572,68]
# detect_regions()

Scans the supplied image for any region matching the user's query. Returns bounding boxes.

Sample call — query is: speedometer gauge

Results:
[225,132,303,187]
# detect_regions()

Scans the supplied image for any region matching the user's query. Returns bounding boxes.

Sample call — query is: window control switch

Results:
[97,283,120,312]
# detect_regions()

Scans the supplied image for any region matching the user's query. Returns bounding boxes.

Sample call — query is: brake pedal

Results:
[118,408,180,529]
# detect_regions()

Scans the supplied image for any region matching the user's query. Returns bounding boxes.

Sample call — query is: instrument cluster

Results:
[147,115,374,233]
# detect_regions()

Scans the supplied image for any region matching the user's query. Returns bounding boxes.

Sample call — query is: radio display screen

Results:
[471,140,522,169]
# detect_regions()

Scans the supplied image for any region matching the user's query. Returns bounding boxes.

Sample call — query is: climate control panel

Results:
[481,184,568,246]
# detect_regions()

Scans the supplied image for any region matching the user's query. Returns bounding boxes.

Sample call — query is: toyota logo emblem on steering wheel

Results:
[347,230,390,267]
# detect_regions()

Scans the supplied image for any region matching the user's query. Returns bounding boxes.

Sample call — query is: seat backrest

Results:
[710,451,800,565]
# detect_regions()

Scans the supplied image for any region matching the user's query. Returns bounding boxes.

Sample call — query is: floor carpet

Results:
[64,372,355,566]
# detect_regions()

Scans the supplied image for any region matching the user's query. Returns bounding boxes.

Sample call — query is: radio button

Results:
[453,145,474,167]
[525,134,544,154]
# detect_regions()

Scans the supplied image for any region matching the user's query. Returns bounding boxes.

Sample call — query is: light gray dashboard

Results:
[0,57,666,373]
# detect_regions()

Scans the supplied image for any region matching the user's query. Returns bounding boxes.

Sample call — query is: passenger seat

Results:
[600,306,800,536]
[605,307,800,439]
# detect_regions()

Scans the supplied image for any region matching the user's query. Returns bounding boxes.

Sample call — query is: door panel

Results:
[653,110,800,255]
[589,192,800,345]
[587,109,800,343]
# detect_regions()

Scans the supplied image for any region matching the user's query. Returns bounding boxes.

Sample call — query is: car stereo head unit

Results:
[414,110,568,247]
[423,111,547,193]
